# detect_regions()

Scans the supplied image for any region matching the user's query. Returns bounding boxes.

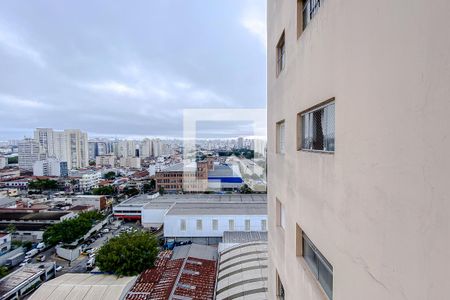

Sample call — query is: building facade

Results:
[268,0,450,299]
[18,138,40,171]
[33,158,68,177]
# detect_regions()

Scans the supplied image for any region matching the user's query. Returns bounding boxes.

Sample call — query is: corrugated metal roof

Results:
[166,202,267,216]
[222,231,268,244]
[29,273,137,300]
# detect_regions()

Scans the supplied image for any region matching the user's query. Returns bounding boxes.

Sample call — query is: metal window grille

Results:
[303,0,323,30]
[277,34,285,74]
[301,102,335,152]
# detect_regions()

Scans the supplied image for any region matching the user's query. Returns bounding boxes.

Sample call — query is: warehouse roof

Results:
[216,242,268,300]
[29,273,137,300]
[150,193,266,203]
[0,210,71,221]
[166,202,267,216]
[223,231,268,244]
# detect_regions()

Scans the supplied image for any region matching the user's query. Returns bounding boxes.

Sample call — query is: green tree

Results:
[143,180,155,193]
[28,179,58,191]
[92,186,115,195]
[7,156,18,164]
[240,184,253,194]
[6,224,16,235]
[158,186,165,195]
[104,171,116,180]
[0,266,8,278]
[43,211,104,246]
[123,187,139,197]
[96,231,159,276]
[23,241,33,251]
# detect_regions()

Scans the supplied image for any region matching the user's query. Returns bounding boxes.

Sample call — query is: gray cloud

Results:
[0,0,266,140]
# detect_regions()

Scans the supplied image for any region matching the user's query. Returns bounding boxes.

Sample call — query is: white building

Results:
[18,138,40,171]
[163,202,267,245]
[33,158,68,177]
[0,232,12,255]
[118,140,136,158]
[141,138,152,158]
[52,131,67,162]
[119,157,141,169]
[65,129,89,170]
[78,171,101,191]
[34,128,54,157]
[0,156,7,169]
[96,155,116,167]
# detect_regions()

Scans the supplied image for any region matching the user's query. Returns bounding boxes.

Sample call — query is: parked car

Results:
[101,228,109,233]
[36,254,46,262]
[36,242,46,251]
[56,265,63,272]
[19,258,31,267]
[25,249,39,258]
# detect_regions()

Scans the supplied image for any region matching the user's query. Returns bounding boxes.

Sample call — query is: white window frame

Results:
[276,121,286,154]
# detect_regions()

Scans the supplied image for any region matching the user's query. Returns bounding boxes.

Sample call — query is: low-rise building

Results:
[29,273,136,300]
[155,161,209,193]
[0,232,12,255]
[125,244,217,300]
[33,158,68,177]
[0,263,56,299]
[72,195,108,210]
[78,171,102,191]
[0,169,20,181]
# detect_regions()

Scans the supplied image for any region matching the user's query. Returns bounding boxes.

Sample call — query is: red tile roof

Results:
[126,248,217,300]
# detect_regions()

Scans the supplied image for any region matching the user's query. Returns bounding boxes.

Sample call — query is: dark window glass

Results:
[300,102,335,152]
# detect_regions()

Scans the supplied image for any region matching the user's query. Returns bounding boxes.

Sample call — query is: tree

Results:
[28,179,58,191]
[92,186,115,196]
[43,211,104,246]
[23,241,33,251]
[0,266,8,278]
[6,224,16,235]
[104,171,116,180]
[240,184,253,194]
[123,187,139,197]
[96,231,159,276]
[143,180,155,193]
[158,186,165,195]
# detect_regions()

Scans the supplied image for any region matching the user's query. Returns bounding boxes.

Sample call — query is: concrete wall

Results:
[164,215,267,238]
[268,0,450,299]
[141,208,168,228]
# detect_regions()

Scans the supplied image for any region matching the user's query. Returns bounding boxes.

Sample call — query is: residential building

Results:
[0,156,7,169]
[119,156,141,169]
[18,138,40,171]
[268,1,450,300]
[141,138,153,158]
[155,161,209,193]
[71,195,108,210]
[118,140,136,158]
[34,128,54,157]
[65,129,89,170]
[0,169,20,181]
[52,130,67,162]
[33,158,68,177]
[78,171,101,191]
[95,154,116,167]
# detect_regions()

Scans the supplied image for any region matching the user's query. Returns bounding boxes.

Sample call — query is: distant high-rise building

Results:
[0,156,7,169]
[34,128,54,157]
[65,129,89,170]
[141,138,153,158]
[33,158,68,177]
[237,137,244,149]
[18,138,40,171]
[118,140,136,158]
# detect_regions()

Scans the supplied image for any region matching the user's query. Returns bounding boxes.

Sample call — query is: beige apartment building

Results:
[267,0,450,299]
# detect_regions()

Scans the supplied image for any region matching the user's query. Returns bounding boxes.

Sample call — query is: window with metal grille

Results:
[302,0,323,30]
[300,101,335,152]
[303,233,333,299]
[276,32,285,75]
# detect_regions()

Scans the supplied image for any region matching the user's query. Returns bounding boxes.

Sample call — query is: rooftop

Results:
[0,210,71,221]
[160,162,197,172]
[126,244,217,300]
[0,263,55,297]
[29,273,137,300]
[222,231,268,244]
[216,242,268,300]
[208,164,237,177]
[166,202,267,216]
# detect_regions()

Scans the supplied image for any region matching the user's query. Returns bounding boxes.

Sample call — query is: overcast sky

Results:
[0,0,266,140]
